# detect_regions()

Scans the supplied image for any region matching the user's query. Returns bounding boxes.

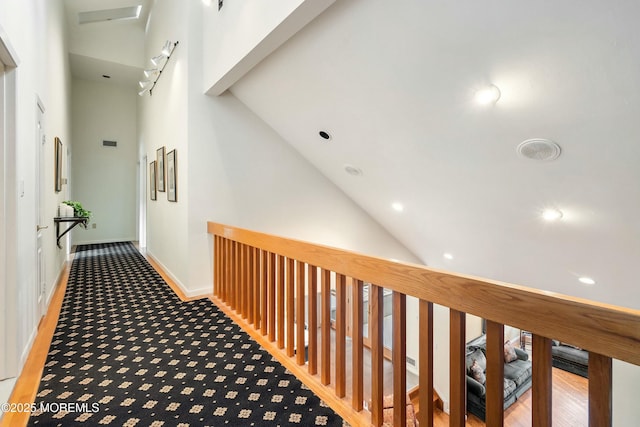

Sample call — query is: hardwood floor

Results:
[0,250,588,427]
[0,260,71,427]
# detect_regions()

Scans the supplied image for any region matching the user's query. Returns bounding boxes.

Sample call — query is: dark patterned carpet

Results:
[29,242,343,426]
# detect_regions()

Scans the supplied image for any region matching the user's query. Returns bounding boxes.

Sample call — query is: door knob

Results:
[37,225,48,231]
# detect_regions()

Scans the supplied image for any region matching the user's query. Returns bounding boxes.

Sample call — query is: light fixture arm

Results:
[139,41,179,96]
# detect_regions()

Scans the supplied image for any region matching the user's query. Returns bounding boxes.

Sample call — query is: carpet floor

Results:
[29,242,343,426]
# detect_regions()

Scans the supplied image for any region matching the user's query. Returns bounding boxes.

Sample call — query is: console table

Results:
[54,216,89,248]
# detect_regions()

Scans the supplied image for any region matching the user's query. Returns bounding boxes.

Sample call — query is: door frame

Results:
[0,24,20,380]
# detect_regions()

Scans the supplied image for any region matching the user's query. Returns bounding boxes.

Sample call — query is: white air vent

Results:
[406,356,416,367]
[79,6,142,24]
[517,139,561,161]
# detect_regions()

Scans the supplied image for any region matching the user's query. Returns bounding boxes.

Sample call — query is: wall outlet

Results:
[92,223,97,229]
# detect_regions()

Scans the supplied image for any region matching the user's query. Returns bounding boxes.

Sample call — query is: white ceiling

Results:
[62,0,640,309]
[229,0,640,308]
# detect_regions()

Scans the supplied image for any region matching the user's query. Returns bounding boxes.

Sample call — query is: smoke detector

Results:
[517,139,561,161]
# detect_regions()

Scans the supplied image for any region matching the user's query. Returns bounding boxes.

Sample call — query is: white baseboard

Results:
[144,251,209,298]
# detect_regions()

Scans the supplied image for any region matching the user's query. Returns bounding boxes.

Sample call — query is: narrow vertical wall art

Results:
[150,161,157,201]
[167,149,177,202]
[157,146,166,192]
[54,137,63,193]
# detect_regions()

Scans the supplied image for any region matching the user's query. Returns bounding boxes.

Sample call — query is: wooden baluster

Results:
[418,300,434,427]
[252,247,260,328]
[268,252,276,342]
[261,250,268,336]
[213,236,219,297]
[352,279,364,411]
[286,258,295,357]
[393,292,407,427]
[220,239,229,304]
[247,246,254,325]
[485,320,505,426]
[296,260,306,365]
[336,273,347,397]
[321,269,331,385]
[232,241,238,310]
[277,255,285,349]
[240,243,247,319]
[449,309,466,427]
[589,352,612,427]
[244,245,250,319]
[308,265,318,375]
[370,285,384,427]
[532,334,552,427]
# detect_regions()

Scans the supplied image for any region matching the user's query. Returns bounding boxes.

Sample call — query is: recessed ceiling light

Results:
[475,85,501,105]
[344,164,363,176]
[443,253,454,260]
[319,130,331,141]
[542,208,563,221]
[578,277,596,285]
[391,202,404,212]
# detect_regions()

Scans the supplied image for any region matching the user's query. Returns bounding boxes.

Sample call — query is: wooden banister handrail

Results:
[208,222,640,365]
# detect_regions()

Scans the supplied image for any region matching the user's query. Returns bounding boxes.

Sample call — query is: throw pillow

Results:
[504,341,518,363]
[469,359,486,384]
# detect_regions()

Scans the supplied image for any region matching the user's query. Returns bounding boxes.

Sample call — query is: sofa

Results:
[551,340,588,378]
[465,335,532,421]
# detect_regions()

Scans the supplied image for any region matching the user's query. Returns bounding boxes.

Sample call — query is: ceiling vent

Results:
[517,139,561,161]
[78,5,142,24]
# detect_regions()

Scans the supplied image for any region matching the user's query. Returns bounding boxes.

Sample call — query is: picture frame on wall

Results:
[150,161,157,201]
[167,149,177,202]
[54,137,62,193]
[157,146,166,192]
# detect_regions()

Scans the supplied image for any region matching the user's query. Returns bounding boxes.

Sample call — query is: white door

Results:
[36,99,47,319]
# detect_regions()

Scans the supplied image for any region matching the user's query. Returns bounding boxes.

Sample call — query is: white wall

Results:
[71,78,137,244]
[0,0,71,372]
[138,0,190,289]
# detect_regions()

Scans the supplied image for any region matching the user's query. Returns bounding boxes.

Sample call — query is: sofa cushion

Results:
[469,360,486,384]
[552,345,589,366]
[503,378,517,398]
[466,348,487,372]
[504,359,532,387]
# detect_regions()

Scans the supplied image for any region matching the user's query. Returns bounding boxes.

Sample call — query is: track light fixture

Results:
[138,40,179,96]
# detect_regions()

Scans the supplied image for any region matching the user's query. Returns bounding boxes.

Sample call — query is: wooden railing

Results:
[208,222,640,426]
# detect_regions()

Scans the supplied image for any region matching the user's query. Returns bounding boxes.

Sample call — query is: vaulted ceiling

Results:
[64,0,640,310]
